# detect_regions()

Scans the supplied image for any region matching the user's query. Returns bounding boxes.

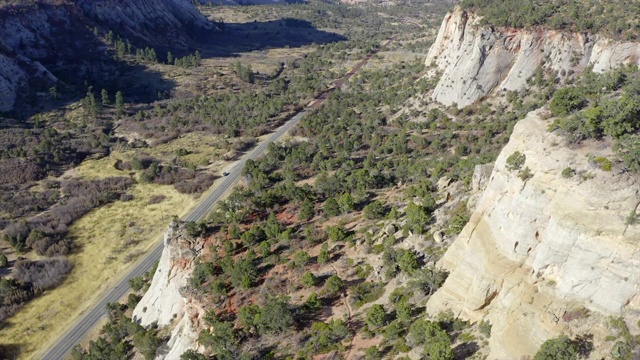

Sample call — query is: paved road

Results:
[41,110,307,360]
[41,35,394,359]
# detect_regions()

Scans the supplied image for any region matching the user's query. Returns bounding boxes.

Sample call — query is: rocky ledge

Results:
[427,109,640,358]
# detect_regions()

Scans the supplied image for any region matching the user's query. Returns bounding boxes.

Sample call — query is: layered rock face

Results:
[427,109,640,358]
[0,0,212,112]
[133,222,205,359]
[426,8,640,107]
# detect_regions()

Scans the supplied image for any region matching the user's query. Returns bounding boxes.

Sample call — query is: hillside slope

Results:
[0,0,213,112]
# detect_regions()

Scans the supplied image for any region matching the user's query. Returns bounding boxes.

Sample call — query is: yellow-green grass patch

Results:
[5,183,194,359]
[76,133,223,179]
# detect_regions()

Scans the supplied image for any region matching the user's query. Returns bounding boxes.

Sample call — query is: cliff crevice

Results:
[426,8,640,107]
[426,109,640,358]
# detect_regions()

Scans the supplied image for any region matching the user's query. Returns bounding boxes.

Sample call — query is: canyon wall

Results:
[426,8,640,107]
[427,109,640,358]
[0,0,213,112]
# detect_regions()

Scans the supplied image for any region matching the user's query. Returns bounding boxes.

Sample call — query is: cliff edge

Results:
[427,109,640,358]
[426,8,640,107]
[133,222,206,359]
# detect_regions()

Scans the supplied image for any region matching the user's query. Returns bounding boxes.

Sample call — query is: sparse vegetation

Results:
[461,0,640,40]
[506,151,526,172]
[3,0,590,358]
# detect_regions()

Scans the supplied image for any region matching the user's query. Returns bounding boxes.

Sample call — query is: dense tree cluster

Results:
[548,65,640,171]
[71,302,161,360]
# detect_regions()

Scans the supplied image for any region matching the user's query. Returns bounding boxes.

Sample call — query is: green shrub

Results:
[383,320,403,341]
[445,203,470,236]
[306,320,350,354]
[180,349,207,360]
[549,88,587,116]
[398,250,419,275]
[325,275,344,295]
[363,200,386,220]
[594,156,612,171]
[323,198,341,217]
[458,332,476,343]
[364,346,382,360]
[615,134,640,171]
[305,292,322,313]
[351,282,385,308]
[534,335,578,360]
[365,304,387,328]
[299,199,315,221]
[395,298,413,323]
[317,243,330,264]
[371,244,385,254]
[133,330,162,360]
[561,167,575,178]
[289,251,311,268]
[479,319,492,337]
[423,341,454,360]
[327,225,348,242]
[254,296,294,335]
[300,272,317,287]
[518,166,534,181]
[506,151,526,172]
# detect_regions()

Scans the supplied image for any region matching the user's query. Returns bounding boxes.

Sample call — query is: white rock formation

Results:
[161,298,207,359]
[133,222,201,327]
[427,109,640,358]
[427,8,640,107]
[133,222,207,359]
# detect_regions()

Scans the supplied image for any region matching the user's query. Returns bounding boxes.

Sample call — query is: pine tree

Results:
[115,91,124,119]
[101,89,110,106]
[298,199,315,221]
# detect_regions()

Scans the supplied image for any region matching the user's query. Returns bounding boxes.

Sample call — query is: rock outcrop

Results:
[0,0,213,112]
[133,222,206,359]
[426,8,640,107]
[427,109,640,358]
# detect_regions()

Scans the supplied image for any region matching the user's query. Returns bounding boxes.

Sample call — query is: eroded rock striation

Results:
[427,109,640,358]
[133,221,206,359]
[426,8,640,107]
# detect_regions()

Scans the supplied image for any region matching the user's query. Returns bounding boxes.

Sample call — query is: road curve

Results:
[41,35,394,359]
[41,111,307,360]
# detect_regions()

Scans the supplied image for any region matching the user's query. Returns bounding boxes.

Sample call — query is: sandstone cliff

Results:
[133,222,206,359]
[0,0,213,112]
[427,109,640,358]
[426,8,640,107]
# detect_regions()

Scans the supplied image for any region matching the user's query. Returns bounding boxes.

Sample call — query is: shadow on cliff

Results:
[5,8,345,121]
[0,344,21,359]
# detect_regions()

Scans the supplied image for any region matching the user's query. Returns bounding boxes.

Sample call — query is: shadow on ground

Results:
[201,18,346,57]
[3,8,345,122]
